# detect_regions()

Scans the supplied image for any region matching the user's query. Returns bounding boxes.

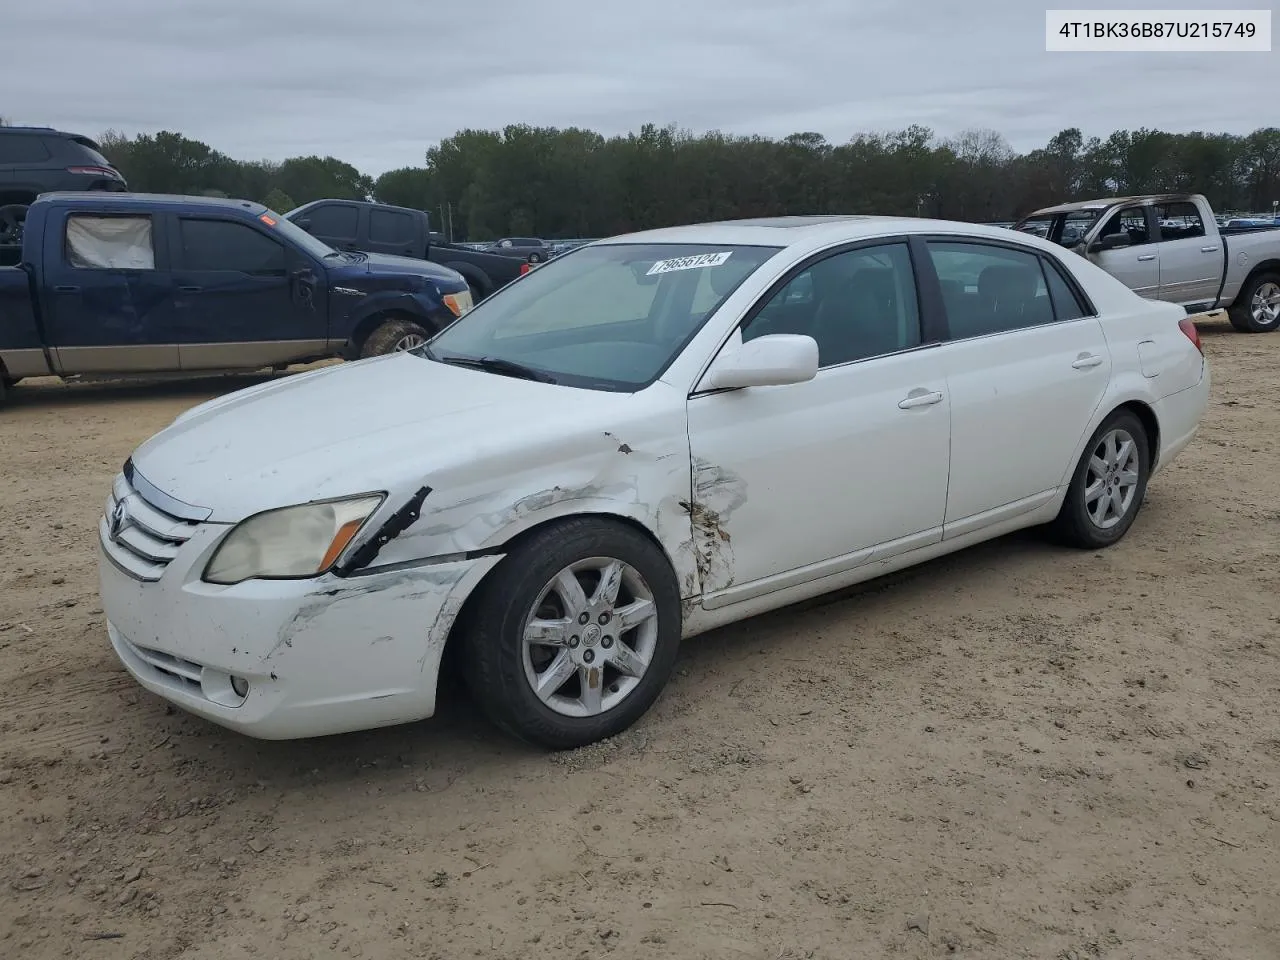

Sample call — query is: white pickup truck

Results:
[1015,193,1280,333]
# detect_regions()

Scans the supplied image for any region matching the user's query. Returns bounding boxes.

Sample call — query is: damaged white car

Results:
[99,215,1209,749]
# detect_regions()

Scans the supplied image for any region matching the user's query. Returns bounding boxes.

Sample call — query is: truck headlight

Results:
[202,495,384,585]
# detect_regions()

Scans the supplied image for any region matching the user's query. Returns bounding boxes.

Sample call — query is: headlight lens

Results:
[442,289,473,317]
[202,495,384,585]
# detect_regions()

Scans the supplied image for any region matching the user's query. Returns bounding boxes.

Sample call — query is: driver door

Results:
[1089,204,1159,298]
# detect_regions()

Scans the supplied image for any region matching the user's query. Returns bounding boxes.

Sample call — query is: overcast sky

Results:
[5,0,1274,175]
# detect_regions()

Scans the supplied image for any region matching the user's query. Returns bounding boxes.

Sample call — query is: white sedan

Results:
[98,215,1210,749]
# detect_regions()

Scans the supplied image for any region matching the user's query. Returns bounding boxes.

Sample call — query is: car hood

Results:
[327,253,466,289]
[129,354,639,522]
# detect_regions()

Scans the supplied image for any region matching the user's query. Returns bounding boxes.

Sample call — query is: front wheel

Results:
[1051,409,1151,549]
[1228,272,1280,333]
[461,517,682,749]
[358,316,431,358]
[526,251,544,264]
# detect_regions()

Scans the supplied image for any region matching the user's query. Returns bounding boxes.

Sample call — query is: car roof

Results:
[594,215,1031,249]
[33,192,268,215]
[1028,194,1201,216]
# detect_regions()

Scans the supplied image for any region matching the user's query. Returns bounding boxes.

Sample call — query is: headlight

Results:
[442,289,473,317]
[202,495,384,585]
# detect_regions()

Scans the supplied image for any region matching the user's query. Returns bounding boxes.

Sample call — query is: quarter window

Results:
[743,242,921,367]
[179,219,286,274]
[1042,257,1091,320]
[927,241,1056,338]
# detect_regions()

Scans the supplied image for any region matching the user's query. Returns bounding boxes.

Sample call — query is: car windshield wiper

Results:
[433,353,558,384]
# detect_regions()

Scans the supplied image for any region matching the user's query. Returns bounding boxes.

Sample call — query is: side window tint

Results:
[370,209,414,244]
[0,136,53,163]
[743,242,921,367]
[1097,206,1151,247]
[306,204,358,240]
[927,241,1053,338]
[1156,202,1206,240]
[179,219,286,274]
[65,215,156,270]
[1042,257,1091,320]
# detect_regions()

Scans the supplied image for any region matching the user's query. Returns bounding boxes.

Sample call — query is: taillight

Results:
[67,165,122,179]
[1177,317,1203,354]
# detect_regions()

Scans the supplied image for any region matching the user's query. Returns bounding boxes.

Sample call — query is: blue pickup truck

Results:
[0,192,473,403]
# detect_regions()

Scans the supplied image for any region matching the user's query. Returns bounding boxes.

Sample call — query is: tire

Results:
[461,517,682,750]
[1051,409,1151,549]
[358,315,432,358]
[527,251,544,264]
[1228,271,1280,333]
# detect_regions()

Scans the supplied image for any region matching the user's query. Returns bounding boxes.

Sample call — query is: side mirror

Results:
[1090,233,1131,252]
[701,334,819,391]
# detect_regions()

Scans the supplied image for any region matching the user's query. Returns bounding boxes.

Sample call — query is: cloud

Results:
[5,0,1274,175]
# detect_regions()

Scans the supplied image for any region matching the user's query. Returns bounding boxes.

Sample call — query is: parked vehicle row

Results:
[0,192,472,404]
[98,215,1209,749]
[1015,193,1280,333]
[285,199,533,302]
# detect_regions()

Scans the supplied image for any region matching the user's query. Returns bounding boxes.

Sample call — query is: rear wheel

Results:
[461,518,682,750]
[358,315,432,358]
[1228,272,1280,333]
[1051,409,1150,549]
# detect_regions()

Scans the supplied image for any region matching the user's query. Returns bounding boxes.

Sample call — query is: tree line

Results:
[49,123,1280,241]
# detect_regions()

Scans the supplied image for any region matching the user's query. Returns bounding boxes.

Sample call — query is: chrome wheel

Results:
[521,557,659,718]
[393,332,426,351]
[1084,428,1140,529]
[1251,281,1280,328]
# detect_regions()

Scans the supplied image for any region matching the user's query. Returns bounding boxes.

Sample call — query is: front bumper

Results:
[98,476,500,739]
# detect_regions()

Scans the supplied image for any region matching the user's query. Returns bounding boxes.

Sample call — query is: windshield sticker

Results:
[646,251,732,275]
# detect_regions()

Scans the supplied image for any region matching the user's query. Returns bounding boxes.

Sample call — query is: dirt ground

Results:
[1,324,1277,960]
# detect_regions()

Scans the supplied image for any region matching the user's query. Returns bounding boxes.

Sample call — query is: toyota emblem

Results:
[109,499,130,541]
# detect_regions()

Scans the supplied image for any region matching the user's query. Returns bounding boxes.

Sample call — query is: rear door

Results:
[923,237,1112,536]
[41,207,179,373]
[1153,200,1221,308]
[1089,204,1159,298]
[168,214,327,370]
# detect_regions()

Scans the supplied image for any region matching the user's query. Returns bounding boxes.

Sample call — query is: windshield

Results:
[1016,209,1103,247]
[424,242,782,391]
[269,207,340,260]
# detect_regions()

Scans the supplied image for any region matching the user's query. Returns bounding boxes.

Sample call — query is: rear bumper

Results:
[1152,359,1210,474]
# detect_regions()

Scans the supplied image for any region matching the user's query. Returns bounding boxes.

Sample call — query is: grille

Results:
[99,473,200,581]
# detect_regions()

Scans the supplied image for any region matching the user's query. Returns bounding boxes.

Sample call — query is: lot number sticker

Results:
[646,251,733,275]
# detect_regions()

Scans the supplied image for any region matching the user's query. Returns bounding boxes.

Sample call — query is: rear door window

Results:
[65,215,156,270]
[369,209,414,244]
[0,136,52,164]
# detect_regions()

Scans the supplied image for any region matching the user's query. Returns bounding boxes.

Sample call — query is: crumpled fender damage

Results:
[362,416,705,606]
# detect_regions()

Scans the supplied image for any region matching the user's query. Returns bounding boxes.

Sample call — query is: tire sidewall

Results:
[1063,410,1151,547]
[466,520,682,748]
[359,316,430,358]
[1238,273,1280,333]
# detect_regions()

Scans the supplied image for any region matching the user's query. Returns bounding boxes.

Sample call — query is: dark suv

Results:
[0,127,127,252]
[0,127,127,205]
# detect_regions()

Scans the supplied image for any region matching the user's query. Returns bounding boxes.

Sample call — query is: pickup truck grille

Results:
[99,473,200,581]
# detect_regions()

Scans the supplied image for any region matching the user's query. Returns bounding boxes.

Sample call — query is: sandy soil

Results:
[1,324,1277,960]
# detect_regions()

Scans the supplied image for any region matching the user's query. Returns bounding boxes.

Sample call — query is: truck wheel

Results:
[527,251,545,264]
[1229,272,1280,333]
[359,316,432,358]
[461,517,682,750]
[0,204,28,246]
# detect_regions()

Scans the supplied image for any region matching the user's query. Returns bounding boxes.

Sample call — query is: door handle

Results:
[178,285,203,293]
[1200,246,1219,253]
[1072,354,1104,369]
[898,389,944,409]
[53,284,80,293]
[1137,254,1156,262]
